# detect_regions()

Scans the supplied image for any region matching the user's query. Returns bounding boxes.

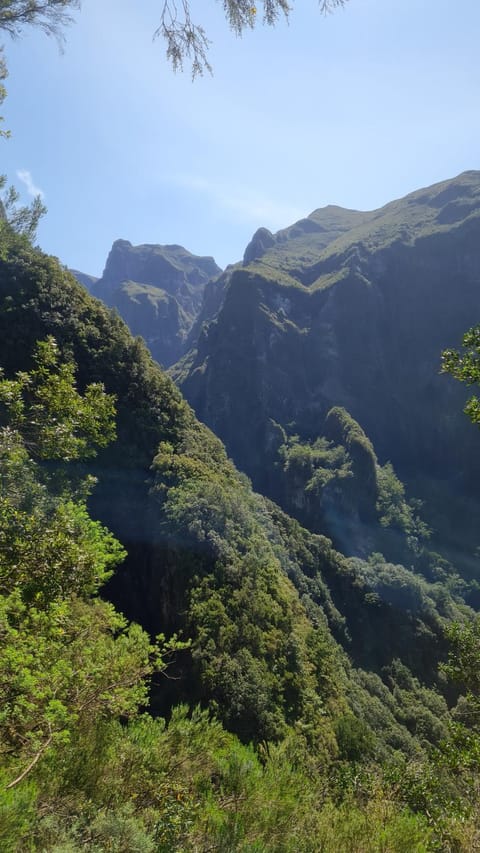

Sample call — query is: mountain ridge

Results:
[174,171,480,572]
[72,239,221,367]
[2,187,480,848]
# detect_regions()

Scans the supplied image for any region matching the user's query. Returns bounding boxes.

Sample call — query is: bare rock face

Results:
[74,241,221,368]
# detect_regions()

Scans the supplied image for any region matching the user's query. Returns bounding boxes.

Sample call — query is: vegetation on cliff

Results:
[177,173,480,583]
[2,219,480,849]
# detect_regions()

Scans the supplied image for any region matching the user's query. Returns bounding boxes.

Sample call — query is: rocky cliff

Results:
[175,172,480,570]
[73,240,221,367]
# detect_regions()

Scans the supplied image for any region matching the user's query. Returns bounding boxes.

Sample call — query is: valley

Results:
[2,171,480,850]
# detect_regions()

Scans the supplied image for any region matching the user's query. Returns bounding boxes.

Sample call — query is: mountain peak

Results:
[73,239,220,368]
[243,227,275,265]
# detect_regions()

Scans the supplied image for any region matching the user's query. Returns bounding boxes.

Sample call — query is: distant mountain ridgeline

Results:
[70,173,480,577]
[173,171,480,575]
[72,240,221,367]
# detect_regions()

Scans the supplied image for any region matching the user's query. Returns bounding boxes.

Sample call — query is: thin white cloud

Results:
[166,173,304,230]
[16,169,45,199]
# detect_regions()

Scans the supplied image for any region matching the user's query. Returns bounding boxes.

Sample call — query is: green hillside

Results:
[176,172,480,579]
[2,220,480,849]
[73,240,221,368]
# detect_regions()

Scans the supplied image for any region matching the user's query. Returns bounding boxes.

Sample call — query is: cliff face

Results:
[73,240,221,367]
[176,172,480,565]
[0,232,461,747]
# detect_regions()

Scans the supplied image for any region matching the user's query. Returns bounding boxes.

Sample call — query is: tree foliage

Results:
[0,50,9,139]
[0,177,46,242]
[0,335,116,460]
[443,617,480,707]
[0,1,349,79]
[0,0,79,42]
[0,336,174,798]
[157,0,349,76]
[442,325,480,426]
[0,428,126,603]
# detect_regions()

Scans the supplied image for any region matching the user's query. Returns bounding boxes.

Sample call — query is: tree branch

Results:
[6,733,53,789]
[155,1,348,77]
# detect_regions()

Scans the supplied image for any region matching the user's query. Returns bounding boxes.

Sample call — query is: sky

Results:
[1,0,480,275]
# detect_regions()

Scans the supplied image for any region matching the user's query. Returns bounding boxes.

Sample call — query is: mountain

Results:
[1,217,479,849]
[0,226,462,743]
[72,240,221,367]
[174,171,480,574]
[69,268,98,291]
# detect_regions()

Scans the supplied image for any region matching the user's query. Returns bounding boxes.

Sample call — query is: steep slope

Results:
[73,239,221,367]
[69,268,98,291]
[0,230,463,757]
[175,172,480,571]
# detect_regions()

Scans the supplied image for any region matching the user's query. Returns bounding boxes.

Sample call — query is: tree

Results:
[158,1,349,76]
[0,176,47,241]
[442,325,480,426]
[0,335,116,461]
[0,336,178,792]
[0,1,349,78]
[0,1,79,42]
[0,50,8,140]
[443,618,480,706]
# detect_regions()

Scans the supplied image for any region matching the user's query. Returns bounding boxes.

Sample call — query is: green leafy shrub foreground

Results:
[1,231,480,850]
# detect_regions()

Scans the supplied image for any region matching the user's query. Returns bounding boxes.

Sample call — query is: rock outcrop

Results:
[74,240,221,367]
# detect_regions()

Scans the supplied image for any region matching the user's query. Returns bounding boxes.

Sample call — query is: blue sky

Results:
[1,0,480,275]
